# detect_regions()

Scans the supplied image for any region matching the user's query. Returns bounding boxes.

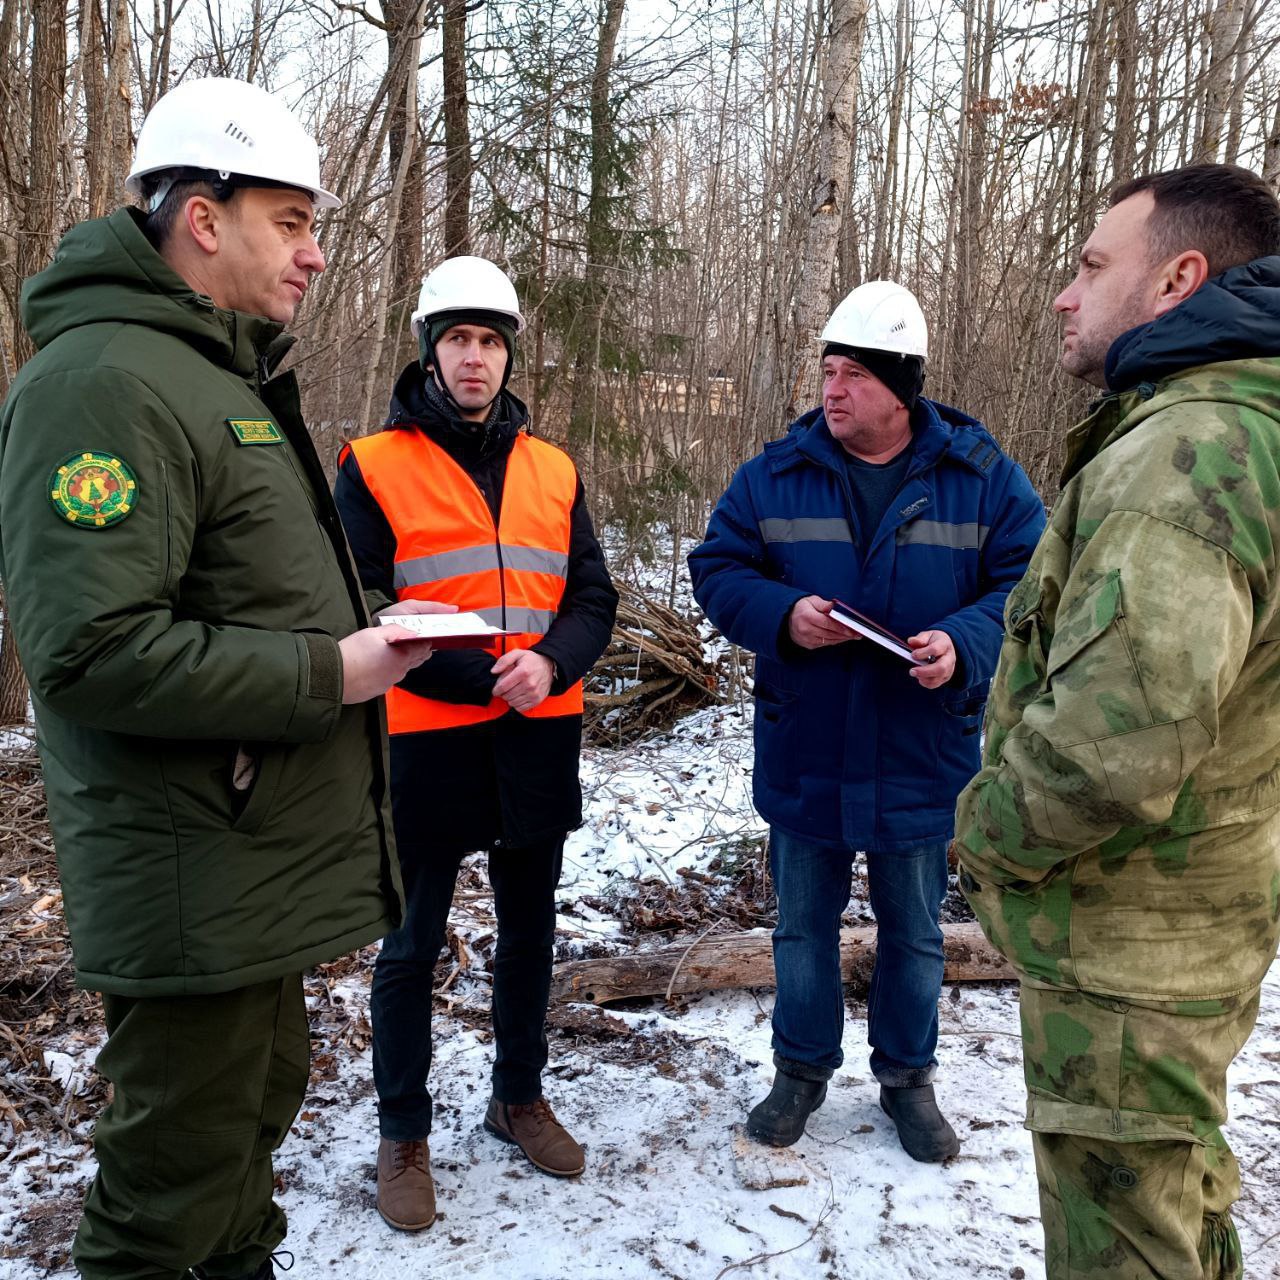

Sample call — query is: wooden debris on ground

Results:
[730,1125,815,1190]
[550,922,1014,1006]
[583,581,726,743]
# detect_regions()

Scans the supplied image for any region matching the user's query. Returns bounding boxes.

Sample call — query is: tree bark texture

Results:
[382,0,427,326]
[3,0,67,725]
[1265,94,1280,191]
[783,0,869,419]
[441,0,472,257]
[550,922,1015,1006]
[0,586,26,726]
[84,0,133,219]
[15,0,66,367]
[569,0,626,469]
[1196,0,1246,163]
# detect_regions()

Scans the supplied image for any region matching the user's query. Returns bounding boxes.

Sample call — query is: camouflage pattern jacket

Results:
[955,257,1280,1004]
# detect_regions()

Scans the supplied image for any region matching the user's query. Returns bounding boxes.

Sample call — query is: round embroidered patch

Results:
[49,452,139,529]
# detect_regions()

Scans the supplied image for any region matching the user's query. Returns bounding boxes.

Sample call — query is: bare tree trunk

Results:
[382,0,426,345]
[1111,0,1139,182]
[441,0,471,257]
[530,85,554,427]
[783,0,869,419]
[84,0,133,218]
[4,0,66,725]
[357,3,424,435]
[868,0,907,281]
[0,585,26,727]
[1265,93,1280,191]
[105,0,133,194]
[1196,0,1245,163]
[568,0,626,461]
[15,0,66,366]
[1224,0,1253,163]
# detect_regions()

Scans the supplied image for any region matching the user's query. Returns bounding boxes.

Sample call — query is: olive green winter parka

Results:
[0,208,402,996]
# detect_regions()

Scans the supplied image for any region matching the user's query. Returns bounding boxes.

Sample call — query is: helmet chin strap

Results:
[427,361,482,417]
[426,344,514,418]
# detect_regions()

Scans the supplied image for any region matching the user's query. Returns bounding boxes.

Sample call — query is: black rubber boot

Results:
[746,1059,831,1147]
[879,1083,960,1162]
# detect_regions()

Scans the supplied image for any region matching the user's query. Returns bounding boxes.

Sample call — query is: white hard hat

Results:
[821,280,928,359]
[410,256,526,339]
[126,77,341,210]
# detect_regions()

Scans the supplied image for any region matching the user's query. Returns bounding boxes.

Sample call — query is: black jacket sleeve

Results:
[531,479,618,693]
[333,449,497,706]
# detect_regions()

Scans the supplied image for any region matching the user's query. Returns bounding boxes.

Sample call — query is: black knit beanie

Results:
[822,343,925,412]
[422,309,517,366]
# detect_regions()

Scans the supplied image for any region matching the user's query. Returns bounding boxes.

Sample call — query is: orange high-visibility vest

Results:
[342,428,584,733]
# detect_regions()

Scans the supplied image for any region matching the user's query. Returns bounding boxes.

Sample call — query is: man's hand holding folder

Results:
[789,595,956,688]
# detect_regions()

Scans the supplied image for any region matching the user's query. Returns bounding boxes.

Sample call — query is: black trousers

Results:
[370,836,564,1140]
[72,975,308,1279]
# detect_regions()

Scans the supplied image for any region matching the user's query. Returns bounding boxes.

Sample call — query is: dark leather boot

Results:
[880,1083,960,1162]
[746,1061,830,1147]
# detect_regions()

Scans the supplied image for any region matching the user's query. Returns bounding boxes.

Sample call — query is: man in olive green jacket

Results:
[955,165,1280,1279]
[0,79,442,1280]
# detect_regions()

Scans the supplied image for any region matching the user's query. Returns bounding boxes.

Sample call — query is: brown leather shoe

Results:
[376,1137,435,1230]
[483,1096,585,1177]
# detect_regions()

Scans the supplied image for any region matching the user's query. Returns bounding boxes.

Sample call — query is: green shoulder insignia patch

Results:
[227,418,285,446]
[49,452,138,529]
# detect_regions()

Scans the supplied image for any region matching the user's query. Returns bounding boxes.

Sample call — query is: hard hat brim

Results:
[124,165,342,211]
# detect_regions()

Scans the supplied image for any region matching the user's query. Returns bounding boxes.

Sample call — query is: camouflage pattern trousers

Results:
[1019,983,1257,1280]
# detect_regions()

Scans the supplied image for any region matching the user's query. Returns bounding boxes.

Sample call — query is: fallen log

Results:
[551,922,1014,1006]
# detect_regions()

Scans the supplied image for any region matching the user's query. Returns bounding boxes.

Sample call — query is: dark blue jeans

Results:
[371,837,564,1140]
[769,827,948,1087]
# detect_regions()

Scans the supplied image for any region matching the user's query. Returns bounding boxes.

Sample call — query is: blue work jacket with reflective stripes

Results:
[688,398,1045,852]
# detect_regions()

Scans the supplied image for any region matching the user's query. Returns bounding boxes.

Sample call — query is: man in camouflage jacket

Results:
[955,164,1280,1279]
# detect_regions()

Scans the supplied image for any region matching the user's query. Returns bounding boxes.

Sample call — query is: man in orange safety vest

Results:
[336,256,617,1232]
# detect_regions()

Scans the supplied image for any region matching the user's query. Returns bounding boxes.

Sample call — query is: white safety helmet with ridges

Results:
[126,77,342,211]
[821,280,928,360]
[411,256,526,338]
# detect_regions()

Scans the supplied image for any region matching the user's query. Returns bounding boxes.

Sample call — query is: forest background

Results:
[1,0,1279,723]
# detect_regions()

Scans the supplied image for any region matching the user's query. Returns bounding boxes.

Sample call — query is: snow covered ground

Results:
[3,694,1279,1277]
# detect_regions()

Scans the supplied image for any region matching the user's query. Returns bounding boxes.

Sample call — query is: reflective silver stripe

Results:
[758,517,853,544]
[395,546,497,588]
[475,605,557,633]
[896,520,989,551]
[394,544,568,589]
[500,545,569,577]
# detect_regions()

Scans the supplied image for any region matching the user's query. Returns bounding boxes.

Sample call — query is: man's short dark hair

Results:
[140,175,237,248]
[1109,164,1280,279]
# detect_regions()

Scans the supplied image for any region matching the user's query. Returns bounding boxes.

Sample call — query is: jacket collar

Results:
[1105,255,1280,391]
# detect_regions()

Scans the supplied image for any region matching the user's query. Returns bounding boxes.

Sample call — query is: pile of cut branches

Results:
[0,744,106,1147]
[583,582,727,744]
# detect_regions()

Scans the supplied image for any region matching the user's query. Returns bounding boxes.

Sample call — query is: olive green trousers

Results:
[72,974,309,1279]
[1022,983,1253,1280]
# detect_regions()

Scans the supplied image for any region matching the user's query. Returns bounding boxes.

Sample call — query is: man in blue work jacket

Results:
[689,282,1044,1161]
